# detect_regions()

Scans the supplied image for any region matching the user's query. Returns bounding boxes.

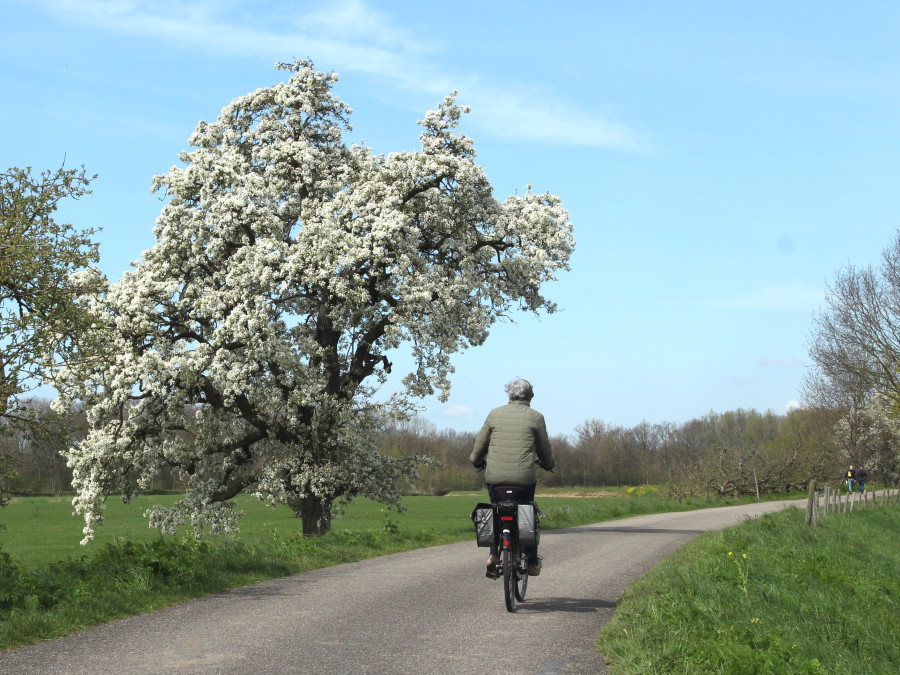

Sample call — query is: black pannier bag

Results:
[517,502,542,546]
[470,503,496,547]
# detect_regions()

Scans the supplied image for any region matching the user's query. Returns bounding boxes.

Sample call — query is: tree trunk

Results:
[290,494,334,537]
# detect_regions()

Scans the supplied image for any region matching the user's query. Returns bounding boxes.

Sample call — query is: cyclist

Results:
[470,378,555,578]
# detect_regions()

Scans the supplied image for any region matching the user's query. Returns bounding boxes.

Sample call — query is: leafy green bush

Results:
[0,547,27,611]
[90,537,208,586]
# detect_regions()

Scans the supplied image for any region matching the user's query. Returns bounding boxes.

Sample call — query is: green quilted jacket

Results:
[470,400,555,485]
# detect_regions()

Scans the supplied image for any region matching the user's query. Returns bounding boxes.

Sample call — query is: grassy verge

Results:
[597,505,900,674]
[0,489,798,651]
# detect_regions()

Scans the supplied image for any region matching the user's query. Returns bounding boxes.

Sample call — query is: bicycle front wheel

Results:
[502,549,516,612]
[515,561,528,602]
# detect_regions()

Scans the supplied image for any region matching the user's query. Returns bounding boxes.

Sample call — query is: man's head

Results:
[505,378,534,402]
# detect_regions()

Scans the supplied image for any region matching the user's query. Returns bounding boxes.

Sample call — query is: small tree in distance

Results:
[1,164,103,507]
[59,61,575,541]
[0,165,102,421]
[804,230,900,481]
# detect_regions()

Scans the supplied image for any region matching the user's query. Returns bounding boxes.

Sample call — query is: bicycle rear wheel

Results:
[502,549,516,612]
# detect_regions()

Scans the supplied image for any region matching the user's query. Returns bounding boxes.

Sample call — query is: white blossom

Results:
[59,60,574,540]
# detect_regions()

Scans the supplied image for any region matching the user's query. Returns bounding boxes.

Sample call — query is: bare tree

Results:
[808,232,900,403]
[803,230,900,484]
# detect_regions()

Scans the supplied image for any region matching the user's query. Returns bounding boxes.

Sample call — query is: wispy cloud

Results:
[463,83,643,150]
[756,356,805,368]
[442,404,475,421]
[708,283,824,312]
[29,0,641,150]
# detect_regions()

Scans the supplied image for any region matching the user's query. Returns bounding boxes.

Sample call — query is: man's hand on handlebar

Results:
[535,459,554,473]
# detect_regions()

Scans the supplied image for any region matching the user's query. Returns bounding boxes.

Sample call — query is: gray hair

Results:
[505,378,534,402]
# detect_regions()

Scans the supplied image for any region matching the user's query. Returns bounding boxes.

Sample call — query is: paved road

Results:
[0,498,805,674]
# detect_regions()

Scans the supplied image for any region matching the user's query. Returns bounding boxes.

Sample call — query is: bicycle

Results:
[493,488,530,612]
[472,484,540,612]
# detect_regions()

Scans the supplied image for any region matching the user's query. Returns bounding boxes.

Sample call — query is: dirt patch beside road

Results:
[536,491,620,498]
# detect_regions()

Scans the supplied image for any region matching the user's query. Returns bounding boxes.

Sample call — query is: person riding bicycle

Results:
[470,378,555,578]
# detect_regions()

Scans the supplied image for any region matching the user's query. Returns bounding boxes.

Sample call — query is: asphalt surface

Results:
[0,498,806,674]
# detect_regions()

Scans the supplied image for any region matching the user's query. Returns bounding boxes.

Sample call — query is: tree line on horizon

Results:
[382,403,898,497]
[6,397,897,501]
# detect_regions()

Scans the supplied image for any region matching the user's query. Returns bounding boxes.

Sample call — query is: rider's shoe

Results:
[528,556,542,576]
[486,553,499,578]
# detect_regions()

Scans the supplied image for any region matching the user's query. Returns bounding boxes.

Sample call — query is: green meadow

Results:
[0,488,767,650]
[2,488,896,674]
[597,504,900,674]
[1,487,753,568]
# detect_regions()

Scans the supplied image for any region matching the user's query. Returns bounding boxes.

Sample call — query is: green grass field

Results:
[4,487,895,673]
[597,504,900,674]
[5,489,697,650]
[1,494,474,568]
[0,487,767,568]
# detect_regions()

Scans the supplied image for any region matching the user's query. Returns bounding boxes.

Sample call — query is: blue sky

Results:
[3,0,899,436]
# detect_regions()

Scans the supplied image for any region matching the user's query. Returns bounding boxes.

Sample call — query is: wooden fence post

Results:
[805,479,817,526]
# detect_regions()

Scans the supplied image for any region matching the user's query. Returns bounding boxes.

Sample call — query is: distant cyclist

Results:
[470,378,555,578]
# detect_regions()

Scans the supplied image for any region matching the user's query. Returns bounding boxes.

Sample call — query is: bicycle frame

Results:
[497,517,524,562]
[494,500,528,612]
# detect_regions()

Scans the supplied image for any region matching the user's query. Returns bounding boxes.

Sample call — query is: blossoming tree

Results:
[59,61,575,540]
